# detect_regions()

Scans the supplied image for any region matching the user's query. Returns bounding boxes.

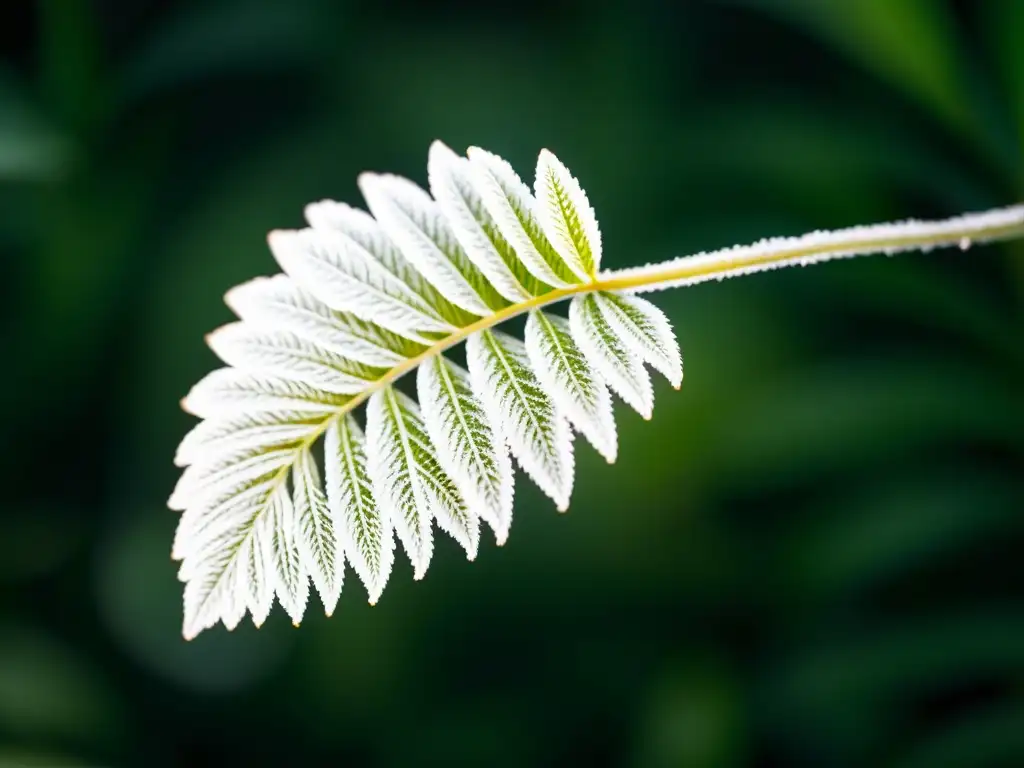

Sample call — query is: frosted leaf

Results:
[525,310,617,463]
[466,330,574,511]
[569,294,653,419]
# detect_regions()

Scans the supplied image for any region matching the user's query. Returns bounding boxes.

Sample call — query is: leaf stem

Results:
[598,203,1024,294]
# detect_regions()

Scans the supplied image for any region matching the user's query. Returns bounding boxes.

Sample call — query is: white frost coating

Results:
[534,148,601,280]
[265,483,309,625]
[304,199,478,332]
[174,413,316,468]
[466,330,574,511]
[206,322,379,395]
[365,388,436,579]
[173,139,1024,638]
[525,311,617,463]
[466,146,577,288]
[428,141,532,302]
[417,355,515,545]
[325,416,394,604]
[241,518,274,627]
[603,204,1024,294]
[593,293,682,388]
[173,481,275,566]
[182,368,349,418]
[268,228,451,337]
[293,448,342,617]
[358,173,497,316]
[225,275,414,367]
[181,492,271,638]
[569,295,654,420]
[168,446,294,512]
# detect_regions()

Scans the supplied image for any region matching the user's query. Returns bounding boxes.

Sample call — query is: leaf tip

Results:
[266,228,288,249]
[428,138,457,161]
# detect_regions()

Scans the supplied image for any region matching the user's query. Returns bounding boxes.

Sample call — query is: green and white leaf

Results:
[534,148,601,280]
[268,227,453,338]
[365,388,436,578]
[358,172,507,317]
[171,142,696,638]
[168,446,295,515]
[304,200,479,331]
[593,292,682,388]
[206,322,385,395]
[525,310,617,463]
[174,410,320,468]
[569,294,654,419]
[466,330,574,511]
[240,521,274,627]
[428,140,548,302]
[418,355,514,545]
[466,146,582,288]
[325,415,393,603]
[293,447,342,616]
[181,489,270,639]
[182,368,351,418]
[264,483,309,624]
[225,274,423,367]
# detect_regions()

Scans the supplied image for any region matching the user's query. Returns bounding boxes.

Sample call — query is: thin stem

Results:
[598,203,1024,294]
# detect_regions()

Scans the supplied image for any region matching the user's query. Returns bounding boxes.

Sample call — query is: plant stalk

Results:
[598,203,1024,293]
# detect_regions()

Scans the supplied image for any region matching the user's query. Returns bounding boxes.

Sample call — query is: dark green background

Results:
[1,1,1022,765]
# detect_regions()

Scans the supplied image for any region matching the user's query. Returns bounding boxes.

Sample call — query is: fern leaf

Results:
[466,146,581,288]
[593,292,682,388]
[325,415,393,603]
[225,275,423,367]
[265,483,309,624]
[525,310,617,463]
[241,523,274,627]
[365,387,436,578]
[172,141,1021,637]
[182,368,351,417]
[181,490,269,639]
[303,200,479,332]
[534,148,601,280]
[358,173,506,316]
[466,330,574,511]
[293,447,342,616]
[268,227,452,338]
[174,411,319,468]
[570,294,654,419]
[205,323,386,395]
[417,355,514,545]
[427,140,544,303]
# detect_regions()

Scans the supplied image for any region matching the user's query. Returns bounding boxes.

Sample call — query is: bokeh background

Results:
[2,0,1023,765]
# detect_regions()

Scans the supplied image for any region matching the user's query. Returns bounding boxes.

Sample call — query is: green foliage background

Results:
[1,1,1022,765]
